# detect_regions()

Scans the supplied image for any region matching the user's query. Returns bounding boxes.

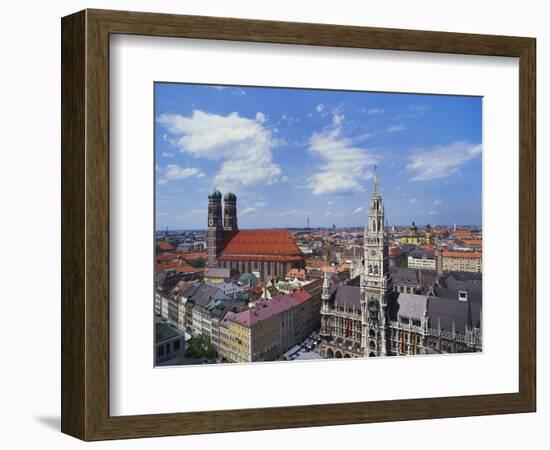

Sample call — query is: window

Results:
[157,345,164,357]
[174,339,181,351]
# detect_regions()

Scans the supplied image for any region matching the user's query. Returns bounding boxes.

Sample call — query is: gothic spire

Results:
[373,165,379,195]
[322,271,330,301]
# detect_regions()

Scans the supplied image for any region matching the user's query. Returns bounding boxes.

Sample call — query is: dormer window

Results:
[458,290,468,301]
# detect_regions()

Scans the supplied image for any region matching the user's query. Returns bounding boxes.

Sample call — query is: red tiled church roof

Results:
[218,230,303,261]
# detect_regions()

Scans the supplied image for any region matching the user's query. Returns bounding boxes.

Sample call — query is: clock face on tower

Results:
[208,219,213,226]
[370,249,377,257]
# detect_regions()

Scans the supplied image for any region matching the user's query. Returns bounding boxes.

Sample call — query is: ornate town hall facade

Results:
[206,190,305,280]
[320,168,482,358]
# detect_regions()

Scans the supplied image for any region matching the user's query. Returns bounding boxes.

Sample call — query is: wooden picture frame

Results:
[61,9,536,441]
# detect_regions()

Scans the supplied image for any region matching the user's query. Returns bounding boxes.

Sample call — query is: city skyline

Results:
[155,83,482,230]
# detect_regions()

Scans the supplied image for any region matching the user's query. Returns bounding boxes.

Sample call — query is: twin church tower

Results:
[206,189,238,267]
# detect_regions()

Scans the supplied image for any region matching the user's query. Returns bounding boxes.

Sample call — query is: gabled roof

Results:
[427,296,481,332]
[221,230,301,255]
[395,293,427,322]
[302,278,323,293]
[440,272,483,293]
[333,285,361,309]
[181,282,228,306]
[434,287,482,304]
[290,289,312,304]
[390,267,419,285]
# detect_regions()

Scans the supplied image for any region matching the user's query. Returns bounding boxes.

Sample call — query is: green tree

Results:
[186,335,216,359]
[189,257,206,268]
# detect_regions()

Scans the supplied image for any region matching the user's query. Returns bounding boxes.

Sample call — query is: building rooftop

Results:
[427,295,481,332]
[440,271,483,293]
[442,251,482,259]
[219,230,303,260]
[230,295,298,328]
[410,249,435,259]
[156,322,184,343]
[395,293,428,322]
[205,267,233,279]
[291,289,312,304]
[333,284,361,309]
[434,287,482,305]
[180,282,228,306]
[390,267,418,285]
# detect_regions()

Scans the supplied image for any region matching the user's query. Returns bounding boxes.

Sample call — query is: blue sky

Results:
[155,83,482,230]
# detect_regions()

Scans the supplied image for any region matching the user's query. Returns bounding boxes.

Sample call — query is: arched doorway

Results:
[326,348,334,358]
[335,351,343,358]
[369,352,376,357]
[344,353,351,358]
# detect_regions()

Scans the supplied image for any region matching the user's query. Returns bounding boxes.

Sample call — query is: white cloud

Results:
[161,152,174,158]
[157,179,167,186]
[428,211,439,216]
[281,112,299,125]
[352,206,365,215]
[316,103,325,113]
[410,198,418,203]
[240,207,256,215]
[356,132,372,141]
[212,86,246,95]
[306,115,377,196]
[158,110,282,189]
[410,105,430,113]
[367,108,384,115]
[280,210,304,217]
[385,123,406,133]
[407,142,482,181]
[433,199,442,206]
[255,112,266,123]
[332,113,344,126]
[164,164,205,180]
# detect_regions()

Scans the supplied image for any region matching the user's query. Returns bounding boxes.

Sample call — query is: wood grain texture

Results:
[61,10,86,438]
[61,9,537,441]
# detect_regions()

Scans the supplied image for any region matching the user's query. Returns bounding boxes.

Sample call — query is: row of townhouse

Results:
[218,286,322,364]
[156,281,254,353]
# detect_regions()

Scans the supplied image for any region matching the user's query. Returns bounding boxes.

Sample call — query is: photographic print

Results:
[154,83,482,366]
